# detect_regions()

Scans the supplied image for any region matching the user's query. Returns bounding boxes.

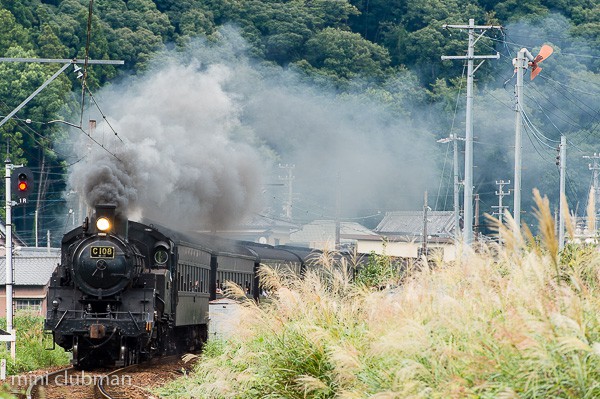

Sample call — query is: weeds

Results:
[159,193,600,398]
[0,314,70,375]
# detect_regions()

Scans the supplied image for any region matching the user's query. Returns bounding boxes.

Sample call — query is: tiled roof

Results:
[289,220,379,245]
[0,247,59,286]
[375,211,456,238]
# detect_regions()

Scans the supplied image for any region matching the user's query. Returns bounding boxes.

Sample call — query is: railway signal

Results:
[11,166,34,202]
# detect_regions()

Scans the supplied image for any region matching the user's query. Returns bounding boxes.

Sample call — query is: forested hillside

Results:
[0,0,599,242]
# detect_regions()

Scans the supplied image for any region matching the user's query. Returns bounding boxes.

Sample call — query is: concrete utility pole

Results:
[512,45,553,231]
[513,49,527,230]
[474,193,480,240]
[422,191,429,257]
[278,164,295,220]
[437,134,465,242]
[558,135,567,250]
[583,152,600,231]
[441,19,501,245]
[492,180,511,225]
[4,158,15,358]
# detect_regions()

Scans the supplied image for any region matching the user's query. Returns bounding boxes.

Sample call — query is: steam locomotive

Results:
[44,204,315,368]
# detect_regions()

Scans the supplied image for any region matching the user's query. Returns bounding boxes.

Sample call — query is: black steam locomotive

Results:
[44,204,314,368]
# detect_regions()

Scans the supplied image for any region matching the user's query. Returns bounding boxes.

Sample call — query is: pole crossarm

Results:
[443,24,502,30]
[0,57,124,65]
[441,54,500,60]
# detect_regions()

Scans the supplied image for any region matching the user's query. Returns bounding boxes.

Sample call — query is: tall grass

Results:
[159,192,600,398]
[0,314,70,374]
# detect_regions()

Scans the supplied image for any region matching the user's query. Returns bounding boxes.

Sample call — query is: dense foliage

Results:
[0,0,598,239]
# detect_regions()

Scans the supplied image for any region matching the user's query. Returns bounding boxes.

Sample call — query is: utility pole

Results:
[437,134,465,242]
[513,49,526,230]
[278,164,295,220]
[583,152,600,233]
[441,19,501,245]
[4,158,15,358]
[512,45,553,229]
[558,135,566,250]
[335,173,341,249]
[422,191,429,257]
[492,180,511,225]
[474,193,480,240]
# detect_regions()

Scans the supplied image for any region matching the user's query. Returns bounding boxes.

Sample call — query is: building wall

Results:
[356,240,456,262]
[0,286,48,318]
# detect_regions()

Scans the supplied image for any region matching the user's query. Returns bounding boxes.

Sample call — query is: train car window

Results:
[183,266,188,291]
[180,267,184,291]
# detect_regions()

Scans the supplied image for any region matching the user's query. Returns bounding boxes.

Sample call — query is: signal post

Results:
[3,160,34,359]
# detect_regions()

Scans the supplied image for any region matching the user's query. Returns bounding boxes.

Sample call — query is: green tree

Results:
[0,8,32,53]
[300,27,391,83]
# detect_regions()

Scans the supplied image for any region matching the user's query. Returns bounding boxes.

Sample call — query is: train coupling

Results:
[90,323,106,339]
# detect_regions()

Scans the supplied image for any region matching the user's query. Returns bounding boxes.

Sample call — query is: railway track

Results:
[20,355,187,399]
[25,366,74,399]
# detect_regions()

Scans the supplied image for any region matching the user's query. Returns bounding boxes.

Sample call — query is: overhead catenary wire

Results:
[85,86,124,143]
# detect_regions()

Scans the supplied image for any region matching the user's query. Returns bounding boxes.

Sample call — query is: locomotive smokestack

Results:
[93,204,127,237]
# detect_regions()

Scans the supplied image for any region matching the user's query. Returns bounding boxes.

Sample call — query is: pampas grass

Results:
[158,194,600,399]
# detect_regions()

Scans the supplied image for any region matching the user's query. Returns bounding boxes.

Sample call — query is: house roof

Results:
[375,211,456,238]
[0,247,59,286]
[196,213,300,236]
[289,220,379,246]
[0,220,27,247]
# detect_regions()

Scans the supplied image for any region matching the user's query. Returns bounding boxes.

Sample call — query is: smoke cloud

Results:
[69,61,265,230]
[67,27,438,231]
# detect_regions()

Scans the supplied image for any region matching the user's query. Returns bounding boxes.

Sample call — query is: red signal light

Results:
[11,167,33,200]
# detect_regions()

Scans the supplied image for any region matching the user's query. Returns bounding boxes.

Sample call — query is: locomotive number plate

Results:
[90,246,115,259]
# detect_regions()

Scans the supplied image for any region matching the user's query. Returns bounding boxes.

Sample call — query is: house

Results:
[0,247,60,317]
[359,211,458,261]
[205,214,300,246]
[288,220,380,251]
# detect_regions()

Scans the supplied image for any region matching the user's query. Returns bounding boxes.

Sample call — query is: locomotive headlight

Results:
[96,217,111,232]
